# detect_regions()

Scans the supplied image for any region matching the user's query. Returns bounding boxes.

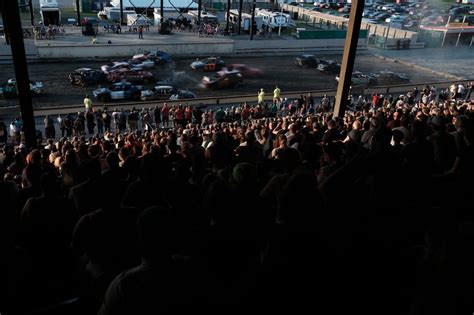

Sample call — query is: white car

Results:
[128,58,155,70]
[100,61,130,74]
[385,14,406,23]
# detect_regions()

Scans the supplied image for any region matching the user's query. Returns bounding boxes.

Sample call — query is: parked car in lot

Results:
[202,70,243,89]
[224,64,263,78]
[190,57,226,71]
[317,60,341,74]
[69,68,105,86]
[0,78,43,98]
[295,54,320,68]
[101,61,129,74]
[370,71,410,86]
[106,68,155,83]
[141,85,178,101]
[132,50,172,65]
[127,57,155,70]
[335,71,375,86]
[169,90,196,100]
[93,81,143,102]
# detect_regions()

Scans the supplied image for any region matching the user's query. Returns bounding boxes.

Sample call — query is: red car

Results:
[225,64,263,78]
[106,68,154,83]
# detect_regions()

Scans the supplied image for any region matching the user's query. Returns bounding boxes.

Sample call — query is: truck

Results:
[226,9,263,33]
[127,13,154,26]
[39,0,61,26]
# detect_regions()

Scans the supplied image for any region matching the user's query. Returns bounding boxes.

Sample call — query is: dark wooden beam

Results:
[333,0,364,118]
[3,0,37,149]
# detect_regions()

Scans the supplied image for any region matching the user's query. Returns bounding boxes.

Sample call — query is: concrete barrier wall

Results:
[234,37,368,52]
[37,41,235,58]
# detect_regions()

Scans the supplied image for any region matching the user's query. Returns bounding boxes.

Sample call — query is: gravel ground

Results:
[0,53,452,109]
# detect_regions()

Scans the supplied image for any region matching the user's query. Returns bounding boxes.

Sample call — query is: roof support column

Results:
[2,0,37,149]
[333,0,364,118]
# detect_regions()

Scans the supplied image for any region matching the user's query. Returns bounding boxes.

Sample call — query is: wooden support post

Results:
[334,0,364,118]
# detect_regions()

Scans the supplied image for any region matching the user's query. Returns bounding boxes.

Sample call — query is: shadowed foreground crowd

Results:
[1,86,474,315]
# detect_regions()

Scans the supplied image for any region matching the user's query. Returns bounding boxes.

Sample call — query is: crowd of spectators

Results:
[1,82,474,315]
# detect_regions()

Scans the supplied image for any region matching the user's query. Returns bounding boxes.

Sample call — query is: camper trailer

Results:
[97,7,136,21]
[127,14,153,27]
[187,10,219,26]
[39,0,61,26]
[153,7,196,25]
[226,9,263,33]
[255,8,295,29]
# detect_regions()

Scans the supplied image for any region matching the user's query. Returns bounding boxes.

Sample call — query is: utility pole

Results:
[278,5,283,36]
[2,10,10,45]
[225,0,231,35]
[28,0,35,26]
[76,0,81,26]
[120,0,124,25]
[198,0,202,23]
[2,0,37,149]
[333,0,364,118]
[160,0,164,21]
[238,0,243,35]
[455,15,466,47]
[250,0,256,40]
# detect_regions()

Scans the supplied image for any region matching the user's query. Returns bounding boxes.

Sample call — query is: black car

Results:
[295,54,320,68]
[169,90,196,100]
[190,57,226,72]
[69,68,105,86]
[370,71,410,86]
[141,85,178,101]
[317,60,341,74]
[202,70,243,89]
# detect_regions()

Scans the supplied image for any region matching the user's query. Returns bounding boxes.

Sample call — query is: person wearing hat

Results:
[258,88,265,105]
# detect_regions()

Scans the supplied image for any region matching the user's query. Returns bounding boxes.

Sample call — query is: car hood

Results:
[141,89,154,96]
[93,88,108,95]
[32,81,43,88]
[191,61,204,68]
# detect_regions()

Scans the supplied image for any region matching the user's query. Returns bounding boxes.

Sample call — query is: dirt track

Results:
[0,53,450,109]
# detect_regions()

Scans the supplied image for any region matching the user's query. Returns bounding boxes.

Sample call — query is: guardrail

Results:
[1,79,472,118]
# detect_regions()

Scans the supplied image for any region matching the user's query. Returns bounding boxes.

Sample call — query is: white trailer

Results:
[255,8,295,29]
[153,6,196,25]
[187,10,219,25]
[39,0,61,26]
[127,13,154,26]
[225,9,263,33]
[106,8,137,22]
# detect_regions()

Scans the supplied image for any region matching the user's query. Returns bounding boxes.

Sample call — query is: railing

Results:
[234,44,368,54]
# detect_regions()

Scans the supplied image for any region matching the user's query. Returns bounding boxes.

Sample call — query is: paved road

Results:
[370,47,474,80]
